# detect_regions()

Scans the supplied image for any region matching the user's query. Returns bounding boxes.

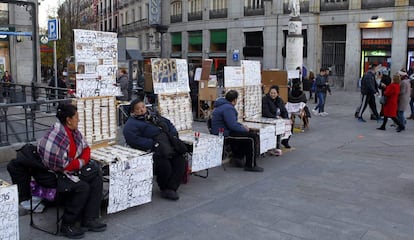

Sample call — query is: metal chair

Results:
[29,171,62,235]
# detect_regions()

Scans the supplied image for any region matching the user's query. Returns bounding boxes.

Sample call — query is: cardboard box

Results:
[198,80,218,101]
[262,70,288,102]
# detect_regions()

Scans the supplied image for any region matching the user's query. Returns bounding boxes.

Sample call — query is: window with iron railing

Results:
[210,0,227,19]
[244,0,264,16]
[188,0,203,21]
[320,0,348,11]
[171,1,183,23]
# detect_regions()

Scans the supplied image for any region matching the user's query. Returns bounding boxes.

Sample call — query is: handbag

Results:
[379,96,387,105]
[78,160,101,182]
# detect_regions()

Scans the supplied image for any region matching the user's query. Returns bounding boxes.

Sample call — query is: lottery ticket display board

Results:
[73,29,121,97]
[151,58,190,94]
[91,145,153,214]
[0,180,19,240]
[153,58,224,173]
[74,96,117,145]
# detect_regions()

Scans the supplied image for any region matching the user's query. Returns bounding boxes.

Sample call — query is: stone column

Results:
[286,17,303,72]
[344,23,361,90]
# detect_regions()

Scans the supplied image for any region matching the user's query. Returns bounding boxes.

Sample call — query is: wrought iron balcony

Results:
[170,14,182,23]
[188,11,203,21]
[118,18,149,34]
[209,8,227,19]
[244,7,264,16]
[320,1,349,11]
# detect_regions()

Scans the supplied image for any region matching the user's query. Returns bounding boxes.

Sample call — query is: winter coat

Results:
[211,97,247,137]
[123,113,178,151]
[117,75,130,101]
[262,94,288,119]
[360,71,378,95]
[398,79,410,111]
[383,83,400,117]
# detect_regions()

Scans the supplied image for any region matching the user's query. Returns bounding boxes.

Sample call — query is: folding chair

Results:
[30,171,62,235]
[285,102,309,130]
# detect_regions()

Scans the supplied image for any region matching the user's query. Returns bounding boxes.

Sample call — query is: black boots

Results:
[281,139,291,149]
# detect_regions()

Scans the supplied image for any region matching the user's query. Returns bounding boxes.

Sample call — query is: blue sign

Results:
[48,19,60,41]
[232,52,239,61]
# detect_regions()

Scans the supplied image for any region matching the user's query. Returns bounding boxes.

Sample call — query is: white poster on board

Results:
[0,184,19,240]
[73,29,120,98]
[241,60,261,86]
[151,58,190,94]
[108,154,153,214]
[224,66,243,88]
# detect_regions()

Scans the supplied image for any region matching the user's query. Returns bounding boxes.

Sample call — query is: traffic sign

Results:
[40,35,48,44]
[48,19,60,41]
[232,50,240,61]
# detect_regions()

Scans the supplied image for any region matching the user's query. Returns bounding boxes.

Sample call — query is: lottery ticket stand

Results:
[151,58,224,177]
[224,61,292,154]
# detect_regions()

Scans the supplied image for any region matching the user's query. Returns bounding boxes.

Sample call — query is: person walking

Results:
[1,70,13,99]
[312,67,329,116]
[357,63,380,122]
[377,74,405,132]
[397,70,410,128]
[117,69,130,101]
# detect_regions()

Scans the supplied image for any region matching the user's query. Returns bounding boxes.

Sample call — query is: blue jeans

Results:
[314,92,325,113]
[397,110,406,127]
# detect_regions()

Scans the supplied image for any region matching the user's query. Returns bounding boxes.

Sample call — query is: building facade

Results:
[94,0,414,90]
[1,1,39,85]
[159,0,414,90]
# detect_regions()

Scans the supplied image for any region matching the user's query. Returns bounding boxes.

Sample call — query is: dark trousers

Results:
[358,93,379,119]
[379,116,404,129]
[153,152,186,191]
[7,156,57,202]
[228,131,259,168]
[58,170,103,224]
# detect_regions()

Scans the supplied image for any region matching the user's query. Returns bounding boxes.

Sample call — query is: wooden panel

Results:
[262,70,288,102]
[198,80,218,101]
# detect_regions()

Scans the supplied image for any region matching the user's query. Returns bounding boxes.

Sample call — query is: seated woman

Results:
[288,83,311,129]
[123,99,186,201]
[262,85,291,153]
[38,102,106,239]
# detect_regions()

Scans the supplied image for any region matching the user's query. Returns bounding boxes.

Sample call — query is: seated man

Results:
[123,99,186,201]
[211,90,263,172]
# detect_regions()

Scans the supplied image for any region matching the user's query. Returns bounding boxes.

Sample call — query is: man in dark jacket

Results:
[357,63,380,122]
[123,99,185,200]
[211,90,263,172]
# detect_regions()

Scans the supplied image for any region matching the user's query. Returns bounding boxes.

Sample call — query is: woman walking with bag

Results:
[377,74,405,132]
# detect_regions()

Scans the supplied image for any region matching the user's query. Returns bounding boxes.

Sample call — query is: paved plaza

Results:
[1,89,414,240]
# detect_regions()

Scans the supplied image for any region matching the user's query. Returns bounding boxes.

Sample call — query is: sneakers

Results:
[268,149,282,156]
[161,189,179,201]
[396,127,405,132]
[244,166,264,172]
[60,223,85,239]
[357,117,366,122]
[20,197,45,213]
[312,109,318,116]
[319,112,328,117]
[376,127,385,130]
[81,219,107,232]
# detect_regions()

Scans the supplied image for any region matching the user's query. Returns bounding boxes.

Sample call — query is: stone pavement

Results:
[1,89,414,240]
